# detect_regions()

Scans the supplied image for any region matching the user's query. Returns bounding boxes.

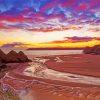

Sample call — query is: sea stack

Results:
[0,49,32,63]
[17,51,31,62]
[6,50,19,62]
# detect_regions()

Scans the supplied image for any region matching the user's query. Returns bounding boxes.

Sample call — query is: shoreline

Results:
[23,61,100,86]
[0,59,100,88]
[43,54,100,77]
[0,54,100,100]
[0,54,100,84]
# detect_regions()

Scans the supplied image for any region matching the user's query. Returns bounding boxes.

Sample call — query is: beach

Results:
[0,51,100,100]
[45,54,100,77]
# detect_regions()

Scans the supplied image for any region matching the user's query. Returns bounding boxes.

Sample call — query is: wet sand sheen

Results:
[1,54,100,100]
[20,84,100,100]
[23,62,100,86]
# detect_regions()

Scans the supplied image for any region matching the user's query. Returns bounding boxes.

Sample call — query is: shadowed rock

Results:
[83,47,93,54]
[0,64,9,71]
[17,51,31,62]
[6,50,19,63]
[5,50,32,63]
[93,45,100,54]
[0,49,6,62]
[83,45,100,55]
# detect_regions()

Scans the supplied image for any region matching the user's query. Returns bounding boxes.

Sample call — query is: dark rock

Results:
[0,50,32,63]
[83,47,93,54]
[0,64,9,71]
[6,50,19,62]
[83,45,100,55]
[93,45,100,54]
[17,51,32,62]
[0,49,6,62]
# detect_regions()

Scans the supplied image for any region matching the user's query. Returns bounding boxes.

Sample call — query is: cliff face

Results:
[0,49,6,62]
[6,50,19,62]
[17,51,31,62]
[83,45,100,55]
[0,49,32,63]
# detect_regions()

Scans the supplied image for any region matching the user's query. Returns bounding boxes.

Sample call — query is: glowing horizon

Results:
[0,0,100,48]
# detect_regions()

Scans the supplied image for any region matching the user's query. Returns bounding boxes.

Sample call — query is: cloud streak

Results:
[1,42,28,48]
[0,0,99,48]
[0,0,99,31]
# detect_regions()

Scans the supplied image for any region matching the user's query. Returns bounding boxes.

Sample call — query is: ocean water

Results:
[25,50,83,56]
[0,47,83,56]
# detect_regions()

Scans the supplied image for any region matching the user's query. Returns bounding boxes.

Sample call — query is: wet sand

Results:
[45,54,100,77]
[0,54,100,100]
[1,74,100,100]
[23,62,100,86]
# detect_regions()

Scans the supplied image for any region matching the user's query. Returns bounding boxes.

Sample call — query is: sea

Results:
[1,47,83,57]
[25,50,83,57]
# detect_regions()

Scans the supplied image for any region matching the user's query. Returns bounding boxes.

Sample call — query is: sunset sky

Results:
[0,0,100,49]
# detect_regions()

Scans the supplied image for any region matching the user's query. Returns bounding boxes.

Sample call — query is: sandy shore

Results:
[0,54,100,100]
[23,61,100,86]
[45,54,100,77]
[1,73,100,100]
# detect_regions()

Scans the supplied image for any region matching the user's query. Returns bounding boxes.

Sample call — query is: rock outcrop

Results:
[6,50,19,62]
[17,51,31,62]
[0,49,32,63]
[83,45,100,55]
[0,49,6,62]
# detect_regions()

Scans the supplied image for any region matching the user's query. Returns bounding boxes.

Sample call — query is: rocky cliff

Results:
[0,49,6,62]
[0,49,32,63]
[83,45,100,55]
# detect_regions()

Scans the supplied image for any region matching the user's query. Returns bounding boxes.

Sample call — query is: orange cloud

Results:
[50,37,96,43]
[38,39,100,48]
[1,39,100,49]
